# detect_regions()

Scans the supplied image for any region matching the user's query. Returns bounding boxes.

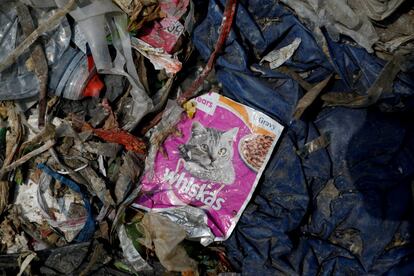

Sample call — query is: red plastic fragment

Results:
[83,53,104,98]
[83,124,147,154]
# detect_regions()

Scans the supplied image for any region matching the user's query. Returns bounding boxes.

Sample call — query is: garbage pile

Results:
[0,0,413,275]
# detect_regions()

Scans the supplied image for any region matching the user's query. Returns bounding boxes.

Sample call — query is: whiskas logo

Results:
[161,168,225,210]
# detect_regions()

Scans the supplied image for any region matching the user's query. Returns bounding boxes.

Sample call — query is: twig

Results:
[140,111,164,135]
[16,4,49,128]
[0,140,55,175]
[0,0,76,73]
[0,105,23,179]
[293,74,332,120]
[177,0,238,105]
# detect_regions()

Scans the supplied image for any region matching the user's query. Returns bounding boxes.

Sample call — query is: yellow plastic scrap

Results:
[183,101,197,119]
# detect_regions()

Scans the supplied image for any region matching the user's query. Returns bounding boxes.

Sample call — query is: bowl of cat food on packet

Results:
[239,134,275,172]
[134,92,283,242]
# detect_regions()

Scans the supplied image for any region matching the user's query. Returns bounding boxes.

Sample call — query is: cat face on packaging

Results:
[187,122,238,168]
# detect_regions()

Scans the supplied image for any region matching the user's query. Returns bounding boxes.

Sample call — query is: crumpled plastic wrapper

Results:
[280,0,379,53]
[15,172,87,242]
[158,205,215,246]
[118,225,152,272]
[138,213,198,273]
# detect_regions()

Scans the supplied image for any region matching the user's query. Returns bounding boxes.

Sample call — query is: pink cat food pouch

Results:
[133,92,283,241]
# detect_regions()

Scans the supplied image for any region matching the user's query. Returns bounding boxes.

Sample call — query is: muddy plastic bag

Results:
[138,213,197,272]
[134,92,283,241]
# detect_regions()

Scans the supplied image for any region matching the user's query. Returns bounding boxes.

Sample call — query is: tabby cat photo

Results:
[179,122,238,185]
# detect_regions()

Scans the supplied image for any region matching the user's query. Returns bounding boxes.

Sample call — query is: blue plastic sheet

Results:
[193,0,414,274]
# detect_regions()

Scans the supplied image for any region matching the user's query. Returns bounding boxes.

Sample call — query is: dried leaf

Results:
[115,152,142,204]
[260,38,301,69]
[293,74,332,120]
